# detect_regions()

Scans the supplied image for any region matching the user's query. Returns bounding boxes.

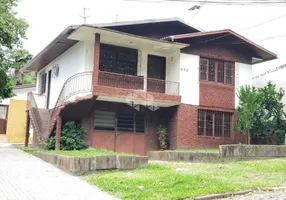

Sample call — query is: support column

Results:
[92,33,100,93]
[55,116,62,150]
[24,110,30,147]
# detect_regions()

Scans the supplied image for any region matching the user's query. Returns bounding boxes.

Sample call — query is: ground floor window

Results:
[94,110,145,133]
[197,109,232,137]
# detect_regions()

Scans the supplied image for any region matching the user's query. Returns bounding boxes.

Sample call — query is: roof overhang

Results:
[163,29,277,64]
[24,26,79,72]
[93,17,204,32]
[68,25,189,52]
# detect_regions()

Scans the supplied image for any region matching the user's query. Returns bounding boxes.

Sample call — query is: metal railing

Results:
[98,71,180,95]
[98,71,144,90]
[54,71,93,109]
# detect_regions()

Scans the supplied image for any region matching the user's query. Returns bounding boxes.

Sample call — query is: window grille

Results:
[197,109,232,137]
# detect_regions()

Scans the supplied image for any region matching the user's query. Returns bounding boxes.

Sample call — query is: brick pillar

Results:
[55,116,62,150]
[92,33,100,93]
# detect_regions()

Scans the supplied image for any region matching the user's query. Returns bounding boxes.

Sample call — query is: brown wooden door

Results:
[0,105,8,134]
[147,55,166,93]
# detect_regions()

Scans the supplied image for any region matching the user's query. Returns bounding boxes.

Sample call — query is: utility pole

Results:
[80,7,91,24]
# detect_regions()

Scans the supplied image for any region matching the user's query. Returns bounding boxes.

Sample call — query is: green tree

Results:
[5,49,33,85]
[235,82,286,145]
[0,0,29,99]
[234,85,261,144]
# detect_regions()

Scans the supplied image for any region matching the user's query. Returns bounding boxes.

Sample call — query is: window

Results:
[217,61,224,83]
[94,110,145,133]
[99,44,138,76]
[225,62,233,84]
[199,58,234,85]
[199,58,208,80]
[117,113,145,133]
[0,106,7,119]
[39,72,46,94]
[197,109,232,137]
[94,111,115,131]
[208,60,215,82]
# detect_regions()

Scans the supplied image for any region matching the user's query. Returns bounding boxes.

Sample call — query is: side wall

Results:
[36,42,85,109]
[179,53,199,105]
[235,62,253,108]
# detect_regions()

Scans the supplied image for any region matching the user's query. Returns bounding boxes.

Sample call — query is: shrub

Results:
[157,125,169,150]
[44,121,88,150]
[275,129,286,145]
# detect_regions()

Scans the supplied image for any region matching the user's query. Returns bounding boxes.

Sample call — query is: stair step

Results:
[0,136,9,143]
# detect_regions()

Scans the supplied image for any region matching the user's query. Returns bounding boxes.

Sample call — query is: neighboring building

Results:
[24,18,276,155]
[0,84,36,143]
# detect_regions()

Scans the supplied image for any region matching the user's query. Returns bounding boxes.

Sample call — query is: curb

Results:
[192,189,252,200]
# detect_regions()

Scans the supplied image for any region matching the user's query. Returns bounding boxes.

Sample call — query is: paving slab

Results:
[0,145,117,200]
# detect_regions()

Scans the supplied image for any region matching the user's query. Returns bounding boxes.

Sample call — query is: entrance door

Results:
[147,55,166,93]
[46,70,52,109]
[0,105,8,134]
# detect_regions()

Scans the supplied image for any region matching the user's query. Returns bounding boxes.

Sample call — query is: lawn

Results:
[39,148,136,157]
[175,149,219,153]
[85,159,286,200]
[17,147,135,157]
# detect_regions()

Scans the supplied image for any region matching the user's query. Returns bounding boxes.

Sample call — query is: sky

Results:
[16,0,286,76]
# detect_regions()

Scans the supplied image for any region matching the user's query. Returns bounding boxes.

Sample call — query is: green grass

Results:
[16,146,38,154]
[40,148,136,157]
[85,159,286,200]
[175,149,219,153]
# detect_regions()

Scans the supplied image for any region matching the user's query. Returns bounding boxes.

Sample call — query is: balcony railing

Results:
[98,71,179,95]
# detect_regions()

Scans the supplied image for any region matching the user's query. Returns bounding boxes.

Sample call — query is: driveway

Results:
[0,145,117,200]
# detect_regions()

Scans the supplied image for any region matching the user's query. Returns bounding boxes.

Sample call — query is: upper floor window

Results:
[99,44,138,76]
[199,58,234,85]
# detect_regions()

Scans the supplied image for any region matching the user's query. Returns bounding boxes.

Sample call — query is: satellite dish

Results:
[52,64,59,78]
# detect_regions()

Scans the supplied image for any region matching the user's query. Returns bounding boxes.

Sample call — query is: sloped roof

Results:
[163,29,277,64]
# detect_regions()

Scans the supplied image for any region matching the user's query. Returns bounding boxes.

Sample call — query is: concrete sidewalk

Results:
[0,145,117,200]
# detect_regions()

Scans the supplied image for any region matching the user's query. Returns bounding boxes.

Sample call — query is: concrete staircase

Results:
[0,135,9,143]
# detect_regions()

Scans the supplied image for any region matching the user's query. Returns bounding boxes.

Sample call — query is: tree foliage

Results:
[0,0,30,99]
[235,82,286,144]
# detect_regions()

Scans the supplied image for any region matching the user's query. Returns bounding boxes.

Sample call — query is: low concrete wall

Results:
[220,144,286,158]
[148,151,219,162]
[34,152,148,175]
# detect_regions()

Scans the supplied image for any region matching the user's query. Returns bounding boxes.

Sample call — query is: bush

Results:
[44,121,88,150]
[275,129,286,145]
[157,125,169,150]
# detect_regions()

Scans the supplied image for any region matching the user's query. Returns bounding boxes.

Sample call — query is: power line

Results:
[239,13,286,32]
[122,0,286,5]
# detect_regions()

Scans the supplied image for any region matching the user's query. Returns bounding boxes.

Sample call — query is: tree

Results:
[234,85,261,144]
[235,82,286,145]
[4,49,33,85]
[0,0,29,99]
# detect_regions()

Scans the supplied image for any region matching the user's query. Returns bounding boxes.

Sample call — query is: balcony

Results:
[95,71,181,106]
[98,71,179,95]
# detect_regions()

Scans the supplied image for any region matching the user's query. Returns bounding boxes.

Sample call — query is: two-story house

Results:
[24,18,277,155]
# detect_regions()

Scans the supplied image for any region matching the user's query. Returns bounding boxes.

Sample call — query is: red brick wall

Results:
[169,104,242,149]
[199,82,235,109]
[91,131,115,151]
[115,133,145,156]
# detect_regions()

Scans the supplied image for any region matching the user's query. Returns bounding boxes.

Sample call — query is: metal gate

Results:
[0,105,8,134]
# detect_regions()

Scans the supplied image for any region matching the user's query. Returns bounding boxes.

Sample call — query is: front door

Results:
[0,105,8,134]
[147,55,166,93]
[46,70,52,109]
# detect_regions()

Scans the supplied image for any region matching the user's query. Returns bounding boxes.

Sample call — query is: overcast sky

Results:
[17,0,286,75]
